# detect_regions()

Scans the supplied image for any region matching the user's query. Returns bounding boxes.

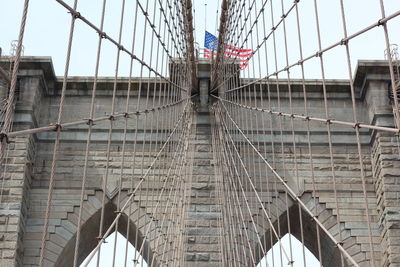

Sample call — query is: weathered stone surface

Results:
[0,58,398,267]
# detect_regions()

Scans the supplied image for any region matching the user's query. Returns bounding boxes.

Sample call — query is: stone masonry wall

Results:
[0,72,45,266]
[0,58,399,266]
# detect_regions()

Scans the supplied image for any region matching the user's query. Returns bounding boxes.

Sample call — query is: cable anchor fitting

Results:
[86,118,94,126]
[53,123,62,132]
[99,32,107,39]
[0,132,9,144]
[69,11,81,19]
[335,241,344,247]
[96,236,107,243]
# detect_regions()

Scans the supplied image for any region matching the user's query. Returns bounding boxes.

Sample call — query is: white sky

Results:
[80,232,318,267]
[81,232,148,267]
[1,1,399,266]
[1,0,398,79]
[0,0,221,77]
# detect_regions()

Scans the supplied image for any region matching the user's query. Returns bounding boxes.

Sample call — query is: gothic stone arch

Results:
[0,58,399,266]
[24,189,157,267]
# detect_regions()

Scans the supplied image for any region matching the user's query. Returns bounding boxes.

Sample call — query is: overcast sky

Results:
[0,0,220,77]
[1,0,399,79]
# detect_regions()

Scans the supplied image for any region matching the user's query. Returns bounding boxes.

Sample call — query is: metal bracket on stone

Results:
[0,65,11,85]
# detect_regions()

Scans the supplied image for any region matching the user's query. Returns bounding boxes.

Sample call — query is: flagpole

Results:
[205,1,209,60]
[215,0,220,34]
[204,2,207,33]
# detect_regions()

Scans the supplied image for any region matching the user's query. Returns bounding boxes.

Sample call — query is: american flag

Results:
[204,31,252,70]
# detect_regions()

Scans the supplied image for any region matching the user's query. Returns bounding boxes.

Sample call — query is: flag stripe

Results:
[205,49,251,58]
[226,44,253,53]
[204,31,253,70]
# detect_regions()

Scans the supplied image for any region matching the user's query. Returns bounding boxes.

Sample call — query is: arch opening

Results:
[54,196,156,267]
[254,203,346,267]
[257,233,321,267]
[80,231,148,267]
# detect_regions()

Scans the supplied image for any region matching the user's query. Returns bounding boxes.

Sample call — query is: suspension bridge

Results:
[0,0,400,266]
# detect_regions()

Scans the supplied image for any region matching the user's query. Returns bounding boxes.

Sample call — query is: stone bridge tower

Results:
[0,57,399,267]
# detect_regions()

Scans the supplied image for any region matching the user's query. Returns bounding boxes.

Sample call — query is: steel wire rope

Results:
[243,4,281,265]
[156,59,185,262]
[214,113,258,266]
[215,98,361,267]
[213,115,242,265]
[0,118,14,264]
[267,3,290,265]
[212,98,400,134]
[93,0,133,264]
[212,0,286,90]
[133,6,194,260]
[172,2,193,263]
[210,0,247,82]
[312,0,346,265]
[81,99,192,266]
[150,16,176,265]
[235,6,257,265]
[38,1,78,265]
[216,100,277,266]
[222,101,270,264]
[134,1,188,262]
[130,1,151,263]
[122,2,141,265]
[212,0,256,76]
[0,50,18,206]
[157,127,191,265]
[378,0,400,130]
[260,9,279,265]
[54,0,187,93]
[72,0,109,265]
[147,14,172,266]
[122,105,191,266]
[232,12,255,266]
[255,4,278,265]
[211,8,400,95]
[277,0,305,265]
[338,0,378,265]
[378,0,400,165]
[0,0,30,158]
[0,1,30,243]
[155,4,182,263]
[143,3,166,264]
[216,101,293,264]
[212,106,236,265]
[292,1,323,265]
[107,0,130,266]
[135,0,159,264]
[135,108,191,265]
[137,0,185,66]
[210,0,245,81]
[255,3,288,265]
[211,117,229,265]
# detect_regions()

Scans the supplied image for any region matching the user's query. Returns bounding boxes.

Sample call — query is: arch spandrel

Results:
[29,191,156,267]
